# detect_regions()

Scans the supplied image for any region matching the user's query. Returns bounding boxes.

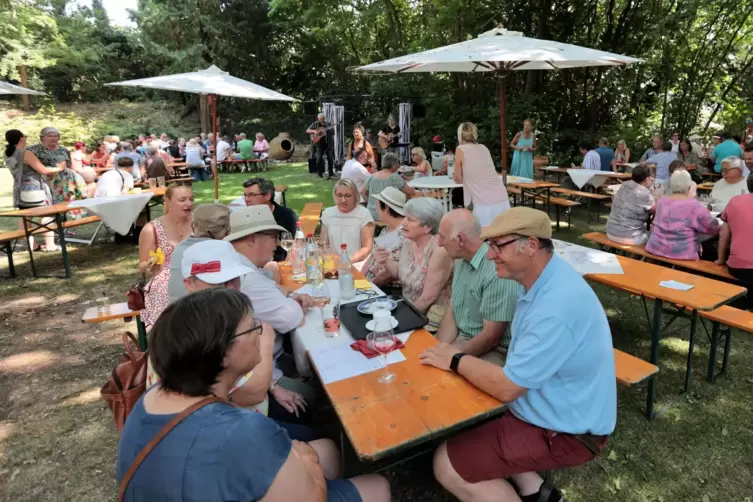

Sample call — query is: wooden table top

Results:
[283,266,504,461]
[300,202,324,236]
[508,181,559,188]
[81,302,139,323]
[318,329,505,461]
[588,255,747,311]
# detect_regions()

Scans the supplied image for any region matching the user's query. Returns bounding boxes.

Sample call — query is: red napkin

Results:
[350,338,405,359]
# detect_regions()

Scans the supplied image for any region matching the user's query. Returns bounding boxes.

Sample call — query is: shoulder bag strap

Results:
[118,395,226,502]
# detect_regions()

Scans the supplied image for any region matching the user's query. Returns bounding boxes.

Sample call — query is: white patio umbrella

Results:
[356,25,642,172]
[0,80,44,95]
[106,65,297,200]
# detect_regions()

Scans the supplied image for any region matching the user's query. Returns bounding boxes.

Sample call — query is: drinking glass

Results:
[311,281,331,332]
[368,329,397,384]
[280,231,293,267]
[321,241,339,278]
[157,176,166,188]
[148,178,157,189]
[322,301,340,338]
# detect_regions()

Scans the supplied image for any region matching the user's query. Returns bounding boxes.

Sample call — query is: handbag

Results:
[125,224,158,311]
[19,189,47,208]
[100,332,149,432]
[118,396,227,501]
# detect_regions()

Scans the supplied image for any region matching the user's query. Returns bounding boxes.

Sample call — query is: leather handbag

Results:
[118,396,227,501]
[125,224,158,311]
[100,332,149,432]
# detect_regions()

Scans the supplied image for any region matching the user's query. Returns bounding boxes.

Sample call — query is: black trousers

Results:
[314,144,334,177]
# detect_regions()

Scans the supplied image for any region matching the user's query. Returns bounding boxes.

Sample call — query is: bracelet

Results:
[269,379,278,392]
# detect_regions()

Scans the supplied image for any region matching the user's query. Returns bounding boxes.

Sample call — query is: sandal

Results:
[40,245,62,252]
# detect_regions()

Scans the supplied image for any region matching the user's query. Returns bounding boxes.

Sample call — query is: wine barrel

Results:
[533,155,549,179]
[269,133,295,161]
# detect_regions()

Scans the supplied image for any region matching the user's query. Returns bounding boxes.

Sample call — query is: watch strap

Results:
[450,352,468,373]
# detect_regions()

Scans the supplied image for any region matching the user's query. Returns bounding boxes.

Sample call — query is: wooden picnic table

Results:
[585,254,746,418]
[81,301,148,349]
[506,181,558,214]
[283,266,504,462]
[300,202,324,236]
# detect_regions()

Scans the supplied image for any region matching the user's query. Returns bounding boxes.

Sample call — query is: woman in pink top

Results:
[253,133,269,159]
[645,170,720,260]
[716,176,753,284]
[453,122,510,227]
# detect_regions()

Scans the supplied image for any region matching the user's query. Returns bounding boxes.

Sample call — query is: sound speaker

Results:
[303,102,319,115]
[414,104,425,118]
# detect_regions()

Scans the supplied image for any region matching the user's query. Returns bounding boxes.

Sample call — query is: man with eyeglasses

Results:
[435,209,522,366]
[226,205,315,425]
[421,207,616,502]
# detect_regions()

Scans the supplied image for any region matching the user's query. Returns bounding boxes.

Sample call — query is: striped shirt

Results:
[582,150,601,171]
[451,243,522,346]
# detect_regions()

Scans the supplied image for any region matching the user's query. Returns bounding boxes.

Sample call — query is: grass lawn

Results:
[0,162,751,501]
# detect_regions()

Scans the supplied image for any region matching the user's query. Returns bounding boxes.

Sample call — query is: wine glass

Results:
[280,231,293,267]
[311,280,330,332]
[368,329,397,384]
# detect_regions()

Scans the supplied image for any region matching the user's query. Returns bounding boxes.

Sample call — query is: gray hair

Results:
[722,156,744,171]
[147,146,159,155]
[318,113,326,119]
[448,211,481,239]
[404,198,444,235]
[381,152,400,170]
[239,133,247,140]
[121,141,133,151]
[40,127,59,140]
[243,177,274,196]
[669,169,694,194]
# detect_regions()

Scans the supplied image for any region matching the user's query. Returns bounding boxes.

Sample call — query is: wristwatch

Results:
[450,352,468,373]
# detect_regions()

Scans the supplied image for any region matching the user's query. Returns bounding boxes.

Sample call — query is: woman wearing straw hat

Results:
[361,187,406,288]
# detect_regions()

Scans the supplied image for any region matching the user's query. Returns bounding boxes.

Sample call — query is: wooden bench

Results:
[508,190,581,231]
[219,158,268,173]
[698,306,753,383]
[583,232,735,281]
[82,301,148,349]
[300,202,325,236]
[614,348,659,386]
[551,187,611,223]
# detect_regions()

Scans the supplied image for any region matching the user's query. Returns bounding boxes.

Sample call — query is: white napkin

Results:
[659,280,694,291]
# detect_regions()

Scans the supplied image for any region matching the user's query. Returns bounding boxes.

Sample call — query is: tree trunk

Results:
[200,95,209,134]
[20,65,29,111]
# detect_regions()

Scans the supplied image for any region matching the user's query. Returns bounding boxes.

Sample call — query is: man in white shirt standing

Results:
[341,148,371,202]
[94,157,134,197]
[225,205,315,421]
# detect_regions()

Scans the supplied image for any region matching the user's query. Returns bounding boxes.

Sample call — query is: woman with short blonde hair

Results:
[321,178,375,267]
[410,147,431,177]
[453,122,510,226]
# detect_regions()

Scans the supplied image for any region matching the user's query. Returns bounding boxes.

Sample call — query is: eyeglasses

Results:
[486,237,522,253]
[244,192,263,197]
[335,193,355,199]
[232,317,263,340]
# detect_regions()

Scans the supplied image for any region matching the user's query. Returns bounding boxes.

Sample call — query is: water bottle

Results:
[447,151,455,177]
[305,233,323,284]
[338,244,355,300]
[292,222,306,274]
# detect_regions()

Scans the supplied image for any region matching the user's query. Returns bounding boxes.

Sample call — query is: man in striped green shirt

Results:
[436,209,522,366]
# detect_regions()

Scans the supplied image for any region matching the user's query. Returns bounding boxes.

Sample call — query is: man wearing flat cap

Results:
[421,207,616,502]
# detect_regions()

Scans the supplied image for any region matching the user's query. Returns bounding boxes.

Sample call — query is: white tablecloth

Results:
[553,239,624,276]
[409,175,532,190]
[291,278,391,377]
[566,169,614,189]
[68,193,152,235]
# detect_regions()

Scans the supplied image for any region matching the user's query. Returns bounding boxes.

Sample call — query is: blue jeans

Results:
[272,419,317,442]
[189,166,209,181]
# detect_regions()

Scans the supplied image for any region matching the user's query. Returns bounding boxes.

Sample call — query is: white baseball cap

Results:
[181,240,253,284]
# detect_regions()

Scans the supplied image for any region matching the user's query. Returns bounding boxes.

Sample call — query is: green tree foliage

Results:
[2,0,753,162]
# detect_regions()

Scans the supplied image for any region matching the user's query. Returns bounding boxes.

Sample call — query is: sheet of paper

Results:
[553,240,624,276]
[354,279,371,289]
[309,343,406,384]
[659,280,695,291]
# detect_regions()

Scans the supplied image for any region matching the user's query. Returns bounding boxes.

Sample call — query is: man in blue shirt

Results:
[421,206,616,502]
[644,141,677,182]
[113,142,144,181]
[710,132,744,173]
[594,137,615,172]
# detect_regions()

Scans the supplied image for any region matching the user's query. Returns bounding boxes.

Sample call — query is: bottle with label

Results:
[291,222,306,274]
[338,243,355,300]
[305,233,323,284]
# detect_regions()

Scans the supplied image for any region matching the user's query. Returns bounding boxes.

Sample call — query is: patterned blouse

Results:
[645,197,720,260]
[361,224,404,285]
[398,234,451,309]
[26,143,87,204]
[606,181,654,245]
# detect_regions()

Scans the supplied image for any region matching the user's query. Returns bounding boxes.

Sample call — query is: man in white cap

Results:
[146,239,274,416]
[421,207,615,502]
[225,205,313,421]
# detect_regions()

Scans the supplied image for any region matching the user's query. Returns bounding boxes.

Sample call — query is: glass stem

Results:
[383,354,389,376]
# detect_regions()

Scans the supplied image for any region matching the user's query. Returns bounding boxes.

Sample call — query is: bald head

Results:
[443,209,482,239]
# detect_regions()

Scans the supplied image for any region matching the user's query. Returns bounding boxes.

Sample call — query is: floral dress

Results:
[398,234,451,308]
[26,143,88,216]
[141,219,175,326]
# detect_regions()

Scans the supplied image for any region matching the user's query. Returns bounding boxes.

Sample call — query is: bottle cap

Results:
[307,233,313,238]
[341,243,347,249]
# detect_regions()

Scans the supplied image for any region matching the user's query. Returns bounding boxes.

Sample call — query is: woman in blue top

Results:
[117,288,390,502]
[510,119,536,179]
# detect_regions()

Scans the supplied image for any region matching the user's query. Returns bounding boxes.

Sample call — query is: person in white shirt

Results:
[340,148,371,202]
[579,140,601,170]
[688,134,705,158]
[709,157,749,212]
[94,157,135,197]
[216,135,232,162]
[670,132,680,153]
[226,205,315,420]
[321,179,375,268]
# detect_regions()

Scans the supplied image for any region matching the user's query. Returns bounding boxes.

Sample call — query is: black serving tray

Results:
[339,295,429,340]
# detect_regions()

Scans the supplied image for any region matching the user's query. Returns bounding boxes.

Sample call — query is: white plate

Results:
[357,297,398,314]
[365,318,399,331]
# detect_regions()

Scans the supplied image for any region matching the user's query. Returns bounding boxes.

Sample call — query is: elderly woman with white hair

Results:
[708,156,749,212]
[410,147,432,178]
[321,179,375,267]
[646,170,720,260]
[375,197,453,314]
[26,127,88,206]
[453,122,510,227]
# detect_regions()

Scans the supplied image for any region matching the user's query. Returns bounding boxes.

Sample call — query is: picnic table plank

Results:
[81,302,139,322]
[300,202,324,236]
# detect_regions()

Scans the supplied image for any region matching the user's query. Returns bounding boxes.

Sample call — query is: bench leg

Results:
[707,323,732,383]
[683,310,698,393]
[22,217,39,278]
[646,299,663,420]
[56,214,71,279]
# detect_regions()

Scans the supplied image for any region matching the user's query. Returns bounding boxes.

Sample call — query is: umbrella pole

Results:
[498,71,508,177]
[211,94,219,202]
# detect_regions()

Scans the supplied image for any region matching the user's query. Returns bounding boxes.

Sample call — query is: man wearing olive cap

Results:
[421,207,616,502]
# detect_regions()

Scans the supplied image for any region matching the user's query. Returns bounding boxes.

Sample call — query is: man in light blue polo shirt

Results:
[710,132,743,173]
[421,206,616,502]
